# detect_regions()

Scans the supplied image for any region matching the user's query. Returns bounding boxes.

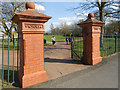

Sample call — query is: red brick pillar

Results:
[12,2,51,88]
[78,13,105,65]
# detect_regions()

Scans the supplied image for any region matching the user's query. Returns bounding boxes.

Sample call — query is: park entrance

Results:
[1,31,119,88]
[44,33,85,60]
[2,1,120,89]
[43,33,86,81]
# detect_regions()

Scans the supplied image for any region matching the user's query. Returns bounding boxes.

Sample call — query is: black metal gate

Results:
[71,33,84,60]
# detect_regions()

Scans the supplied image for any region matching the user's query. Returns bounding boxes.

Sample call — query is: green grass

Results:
[74,37,82,40]
[0,39,19,50]
[43,35,66,46]
[44,35,66,42]
[44,43,51,46]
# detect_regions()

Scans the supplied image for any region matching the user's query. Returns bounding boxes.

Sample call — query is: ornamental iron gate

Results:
[71,32,87,62]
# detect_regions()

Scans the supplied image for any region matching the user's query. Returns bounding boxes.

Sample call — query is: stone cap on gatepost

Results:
[12,2,52,23]
[77,13,105,27]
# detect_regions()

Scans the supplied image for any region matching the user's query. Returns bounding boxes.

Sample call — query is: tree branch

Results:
[101,2,107,7]
[104,11,120,16]
[104,2,114,6]
[1,18,9,32]
[90,2,98,7]
[96,2,100,8]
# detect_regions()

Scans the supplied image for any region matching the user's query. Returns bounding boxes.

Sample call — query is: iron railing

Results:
[1,34,19,87]
[100,33,120,57]
[71,33,120,60]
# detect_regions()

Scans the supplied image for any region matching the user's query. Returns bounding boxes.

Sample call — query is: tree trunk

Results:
[99,6,105,47]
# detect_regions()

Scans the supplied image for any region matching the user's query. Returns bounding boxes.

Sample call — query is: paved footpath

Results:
[28,53,119,88]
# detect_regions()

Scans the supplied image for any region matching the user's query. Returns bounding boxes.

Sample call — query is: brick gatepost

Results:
[78,13,105,65]
[12,2,51,88]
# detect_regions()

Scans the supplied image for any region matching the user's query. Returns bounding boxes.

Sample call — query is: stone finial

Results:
[26,2,35,9]
[88,13,94,19]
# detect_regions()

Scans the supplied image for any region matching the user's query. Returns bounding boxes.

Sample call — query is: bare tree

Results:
[105,21,120,33]
[73,0,120,46]
[0,2,25,38]
[50,22,81,36]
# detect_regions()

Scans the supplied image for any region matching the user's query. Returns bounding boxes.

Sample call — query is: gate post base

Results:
[82,57,102,65]
[22,71,47,88]
[91,57,102,65]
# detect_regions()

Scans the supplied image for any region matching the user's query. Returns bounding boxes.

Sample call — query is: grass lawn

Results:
[44,43,51,46]
[0,39,19,50]
[44,35,66,42]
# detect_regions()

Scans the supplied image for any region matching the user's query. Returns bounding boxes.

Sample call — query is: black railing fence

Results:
[100,33,120,57]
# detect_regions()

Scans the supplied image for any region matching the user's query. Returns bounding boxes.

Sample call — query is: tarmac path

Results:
[28,53,119,88]
[54,53,118,88]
